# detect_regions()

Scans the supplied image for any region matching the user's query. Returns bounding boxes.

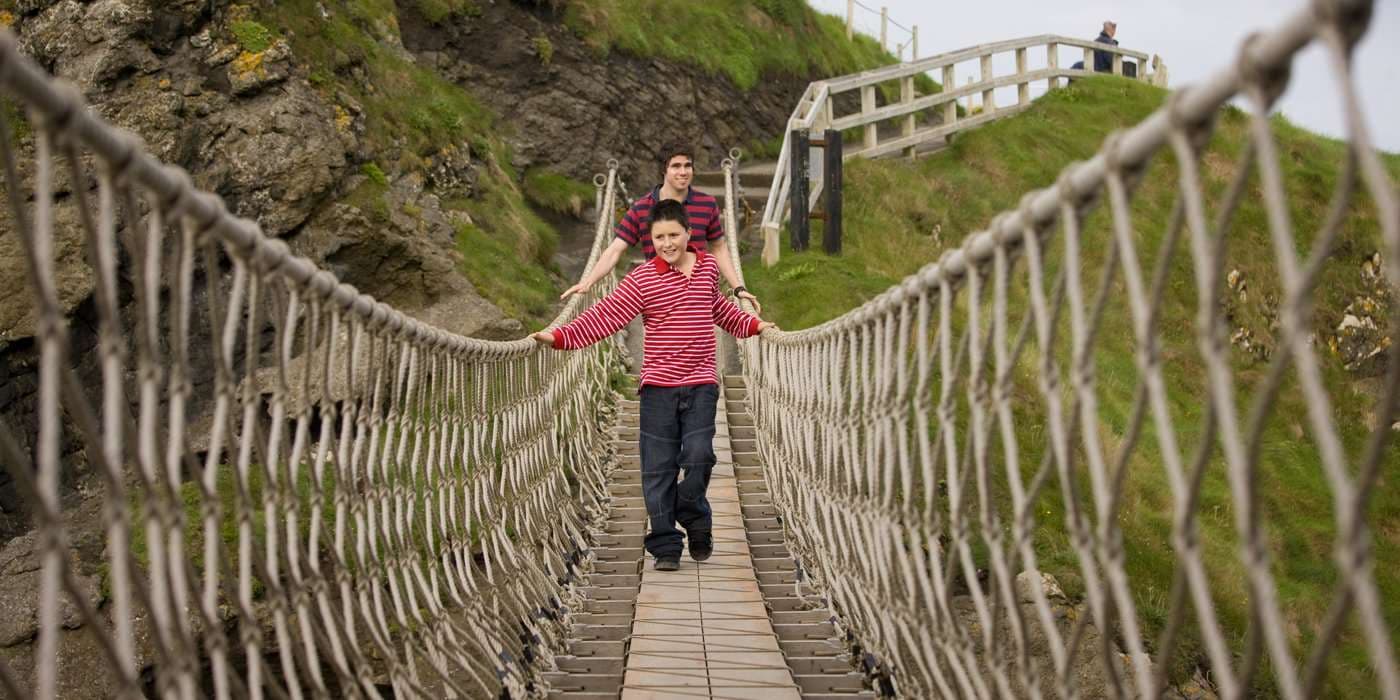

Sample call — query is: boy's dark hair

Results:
[658,141,695,174]
[647,199,688,234]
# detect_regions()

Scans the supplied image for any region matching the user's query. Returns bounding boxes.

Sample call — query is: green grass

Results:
[126,462,339,601]
[414,0,479,24]
[230,19,275,53]
[452,172,563,328]
[254,1,565,325]
[523,167,594,218]
[561,0,913,90]
[746,76,1400,696]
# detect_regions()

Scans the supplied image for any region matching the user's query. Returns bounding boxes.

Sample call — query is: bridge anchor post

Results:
[787,128,844,255]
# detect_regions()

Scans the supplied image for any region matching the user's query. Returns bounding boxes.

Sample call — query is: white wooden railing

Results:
[759,34,1157,265]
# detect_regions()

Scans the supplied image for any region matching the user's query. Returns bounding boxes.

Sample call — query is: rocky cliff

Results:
[0,1,815,692]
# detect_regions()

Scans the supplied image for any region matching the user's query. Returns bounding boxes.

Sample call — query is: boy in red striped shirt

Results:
[533,199,775,570]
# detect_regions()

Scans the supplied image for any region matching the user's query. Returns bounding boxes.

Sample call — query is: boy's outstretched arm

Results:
[712,293,778,339]
[560,238,629,299]
[534,274,644,350]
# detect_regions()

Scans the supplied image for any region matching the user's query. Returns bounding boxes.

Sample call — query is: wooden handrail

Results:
[758,33,1160,266]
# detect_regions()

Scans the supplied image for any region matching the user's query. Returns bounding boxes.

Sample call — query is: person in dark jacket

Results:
[1094,21,1119,73]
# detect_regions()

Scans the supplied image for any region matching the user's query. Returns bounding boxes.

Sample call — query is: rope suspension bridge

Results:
[0,0,1395,697]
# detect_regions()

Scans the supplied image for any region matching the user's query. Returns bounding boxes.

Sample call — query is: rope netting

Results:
[731,0,1399,697]
[0,27,630,699]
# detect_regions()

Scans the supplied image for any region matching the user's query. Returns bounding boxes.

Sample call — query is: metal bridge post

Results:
[789,129,810,251]
[823,129,843,254]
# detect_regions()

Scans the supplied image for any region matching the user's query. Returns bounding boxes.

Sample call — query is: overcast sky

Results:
[807,0,1400,153]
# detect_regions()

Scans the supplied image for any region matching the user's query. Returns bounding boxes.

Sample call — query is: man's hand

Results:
[532,331,556,346]
[559,281,591,300]
[737,290,762,314]
[756,321,779,334]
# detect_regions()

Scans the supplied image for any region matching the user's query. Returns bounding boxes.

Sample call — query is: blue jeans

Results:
[638,383,719,559]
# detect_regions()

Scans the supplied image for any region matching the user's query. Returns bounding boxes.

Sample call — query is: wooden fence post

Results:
[1016,47,1029,104]
[980,54,996,114]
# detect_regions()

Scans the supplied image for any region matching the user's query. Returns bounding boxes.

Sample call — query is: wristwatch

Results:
[732,286,747,297]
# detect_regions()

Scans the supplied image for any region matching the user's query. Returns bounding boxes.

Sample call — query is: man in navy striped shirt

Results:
[534,200,776,571]
[560,141,763,313]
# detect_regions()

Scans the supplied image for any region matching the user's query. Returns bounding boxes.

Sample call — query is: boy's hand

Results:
[559,281,591,300]
[756,321,779,333]
[737,290,762,314]
[532,331,556,346]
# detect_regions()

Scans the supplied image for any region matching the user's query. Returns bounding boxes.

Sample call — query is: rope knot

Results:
[1055,162,1091,209]
[1313,0,1373,49]
[255,235,291,274]
[1102,130,1130,175]
[42,80,84,142]
[103,129,141,186]
[1165,88,1217,154]
[1236,32,1291,109]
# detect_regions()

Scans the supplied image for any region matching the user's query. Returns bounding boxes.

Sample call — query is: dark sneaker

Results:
[688,531,713,562]
[654,557,681,572]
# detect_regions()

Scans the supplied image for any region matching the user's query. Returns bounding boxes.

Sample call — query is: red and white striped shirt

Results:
[552,248,761,387]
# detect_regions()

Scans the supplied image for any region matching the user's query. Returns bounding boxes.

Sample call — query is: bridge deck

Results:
[621,399,801,699]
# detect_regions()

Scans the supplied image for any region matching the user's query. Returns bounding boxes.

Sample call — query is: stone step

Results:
[590,559,639,576]
[595,532,644,549]
[744,504,778,520]
[581,599,635,617]
[606,506,647,522]
[761,583,800,599]
[608,496,644,509]
[607,483,642,498]
[795,672,869,694]
[773,609,832,625]
[766,596,822,613]
[779,639,846,658]
[748,543,789,559]
[566,639,626,657]
[785,655,857,676]
[774,621,837,639]
[552,655,626,675]
[592,546,643,562]
[541,671,623,693]
[569,624,631,642]
[570,612,633,627]
[748,530,787,546]
[752,557,796,573]
[758,570,797,585]
[611,461,642,478]
[580,585,639,602]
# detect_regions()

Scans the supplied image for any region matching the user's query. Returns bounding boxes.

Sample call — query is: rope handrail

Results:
[731,0,1399,696]
[0,24,631,698]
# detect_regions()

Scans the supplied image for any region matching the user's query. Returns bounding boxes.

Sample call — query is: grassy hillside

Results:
[560,0,899,90]
[240,0,911,326]
[746,77,1400,696]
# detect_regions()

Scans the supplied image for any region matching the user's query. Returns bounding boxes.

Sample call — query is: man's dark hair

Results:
[648,199,689,234]
[658,141,695,174]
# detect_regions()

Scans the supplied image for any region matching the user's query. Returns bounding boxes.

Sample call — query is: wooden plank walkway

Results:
[621,397,801,699]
